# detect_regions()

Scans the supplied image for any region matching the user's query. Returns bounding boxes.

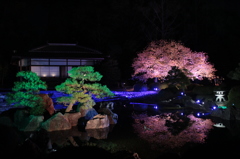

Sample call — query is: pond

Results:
[47,101,240,159]
[1,91,240,158]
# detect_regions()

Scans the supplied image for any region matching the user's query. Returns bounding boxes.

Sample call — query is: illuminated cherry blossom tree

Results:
[132,40,216,82]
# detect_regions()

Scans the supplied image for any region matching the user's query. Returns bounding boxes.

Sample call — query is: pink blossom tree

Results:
[132,40,216,82]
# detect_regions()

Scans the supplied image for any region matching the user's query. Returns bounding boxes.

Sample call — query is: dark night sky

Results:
[1,0,240,80]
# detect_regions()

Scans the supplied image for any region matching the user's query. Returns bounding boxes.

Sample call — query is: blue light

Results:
[212,106,217,110]
[197,113,200,116]
[111,91,158,99]
[196,100,200,104]
[154,105,158,109]
[181,92,184,95]
[154,88,158,91]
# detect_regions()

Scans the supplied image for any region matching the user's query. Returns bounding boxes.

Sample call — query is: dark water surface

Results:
[47,102,240,159]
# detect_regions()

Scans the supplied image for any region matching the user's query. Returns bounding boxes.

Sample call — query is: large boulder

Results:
[22,115,44,132]
[80,108,98,120]
[38,94,55,115]
[41,112,71,131]
[63,112,81,127]
[85,114,109,129]
[98,107,118,124]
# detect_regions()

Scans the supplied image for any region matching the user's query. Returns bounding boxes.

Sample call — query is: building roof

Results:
[16,43,105,59]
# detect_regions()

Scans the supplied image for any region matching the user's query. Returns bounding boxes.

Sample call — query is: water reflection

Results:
[47,102,240,157]
[48,125,116,149]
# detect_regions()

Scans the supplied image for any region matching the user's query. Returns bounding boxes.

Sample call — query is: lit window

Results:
[31,66,40,76]
[31,66,59,77]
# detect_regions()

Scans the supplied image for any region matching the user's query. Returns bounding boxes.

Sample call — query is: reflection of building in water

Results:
[214,91,226,102]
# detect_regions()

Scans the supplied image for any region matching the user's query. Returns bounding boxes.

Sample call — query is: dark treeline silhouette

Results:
[1,0,240,88]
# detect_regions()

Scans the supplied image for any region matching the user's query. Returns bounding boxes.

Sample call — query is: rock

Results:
[108,113,118,124]
[98,107,114,116]
[85,114,109,129]
[82,108,98,120]
[98,108,118,124]
[63,112,81,127]
[38,94,55,115]
[22,115,44,131]
[41,112,71,131]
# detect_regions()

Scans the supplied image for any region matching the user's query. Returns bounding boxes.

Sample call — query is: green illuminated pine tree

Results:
[6,71,47,115]
[55,66,114,112]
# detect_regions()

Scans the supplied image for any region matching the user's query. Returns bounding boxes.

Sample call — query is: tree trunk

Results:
[65,103,74,112]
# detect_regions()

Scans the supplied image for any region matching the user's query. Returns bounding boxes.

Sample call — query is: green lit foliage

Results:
[6,71,47,115]
[165,66,191,91]
[55,66,114,112]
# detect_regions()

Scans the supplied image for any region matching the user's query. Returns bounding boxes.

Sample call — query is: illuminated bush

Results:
[6,71,47,115]
[55,66,114,112]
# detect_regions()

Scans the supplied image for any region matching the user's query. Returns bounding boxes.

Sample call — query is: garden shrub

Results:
[6,71,47,115]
